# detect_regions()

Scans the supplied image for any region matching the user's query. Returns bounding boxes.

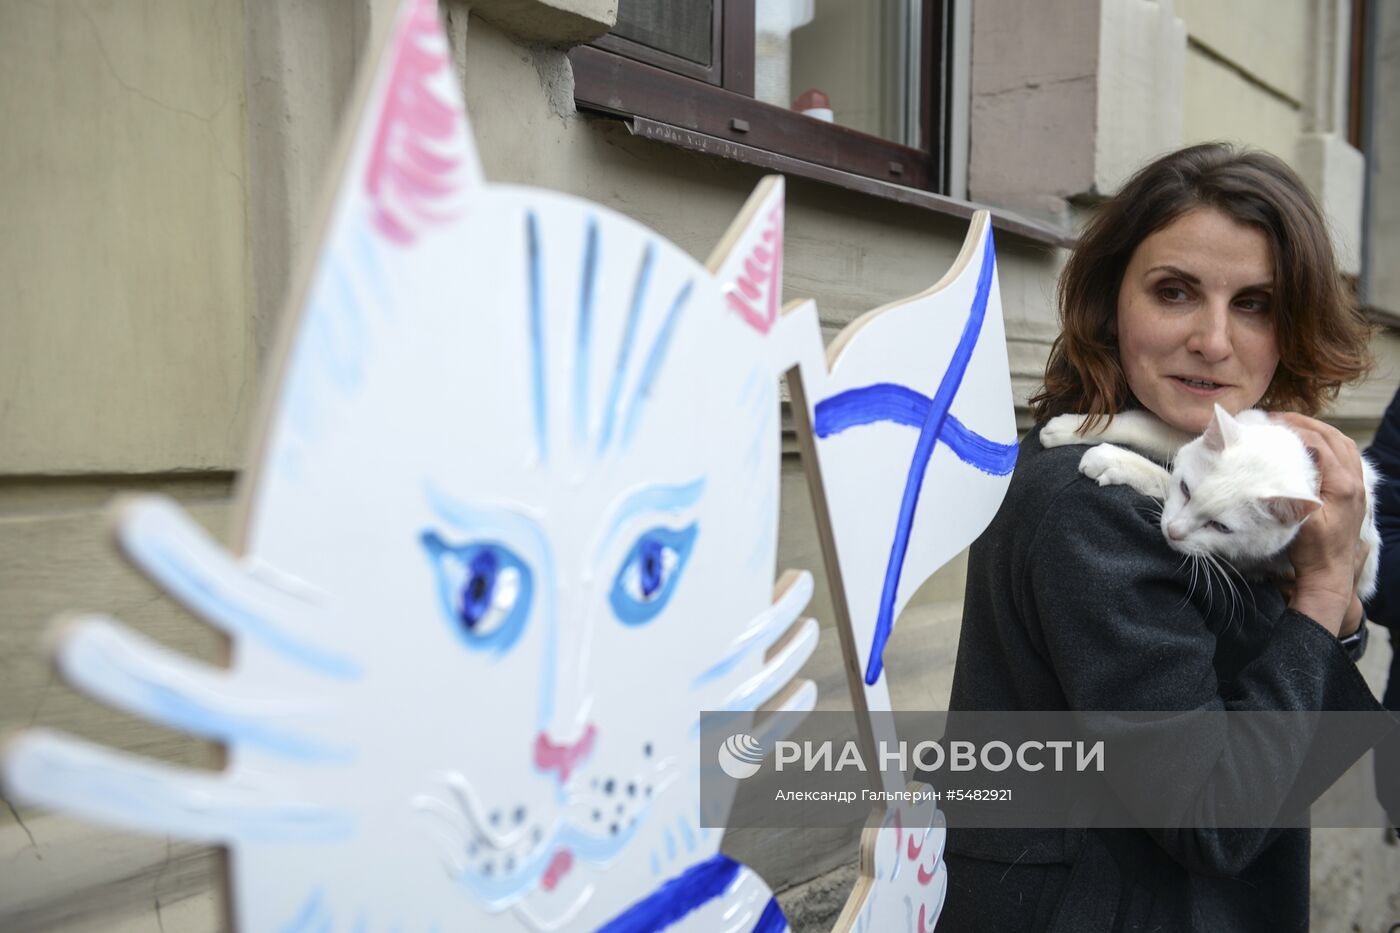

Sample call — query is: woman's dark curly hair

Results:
[1029,142,1372,427]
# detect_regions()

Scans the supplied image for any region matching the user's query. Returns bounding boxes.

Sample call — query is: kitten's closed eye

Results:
[1206,520,1231,534]
[421,532,534,651]
[610,524,697,626]
[1180,480,1190,502]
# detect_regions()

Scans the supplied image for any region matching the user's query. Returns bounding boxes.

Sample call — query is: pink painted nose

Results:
[534,724,597,784]
[1166,523,1186,541]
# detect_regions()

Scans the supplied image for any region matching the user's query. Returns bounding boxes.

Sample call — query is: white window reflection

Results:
[756,0,921,146]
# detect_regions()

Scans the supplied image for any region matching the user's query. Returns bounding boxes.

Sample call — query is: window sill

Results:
[614,115,1074,249]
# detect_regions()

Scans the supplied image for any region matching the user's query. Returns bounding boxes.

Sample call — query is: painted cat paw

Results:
[843,784,948,933]
[1039,414,1088,449]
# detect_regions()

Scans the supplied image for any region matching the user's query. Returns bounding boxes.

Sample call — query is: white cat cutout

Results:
[0,1,1018,930]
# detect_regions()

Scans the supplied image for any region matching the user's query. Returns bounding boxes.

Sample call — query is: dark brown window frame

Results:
[572,0,944,193]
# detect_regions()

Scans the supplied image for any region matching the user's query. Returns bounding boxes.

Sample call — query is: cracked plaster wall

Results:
[0,0,255,475]
[0,3,252,927]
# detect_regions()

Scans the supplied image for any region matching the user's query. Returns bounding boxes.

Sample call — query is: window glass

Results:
[613,2,715,67]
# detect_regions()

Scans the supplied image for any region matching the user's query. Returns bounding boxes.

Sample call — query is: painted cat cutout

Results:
[0,0,1019,930]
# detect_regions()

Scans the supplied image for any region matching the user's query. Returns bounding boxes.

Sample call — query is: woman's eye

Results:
[1234,295,1270,313]
[1180,480,1191,501]
[1207,520,1232,534]
[1157,285,1190,303]
[610,524,698,626]
[421,533,533,652]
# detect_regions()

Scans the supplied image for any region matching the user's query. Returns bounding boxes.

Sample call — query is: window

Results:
[572,1,958,195]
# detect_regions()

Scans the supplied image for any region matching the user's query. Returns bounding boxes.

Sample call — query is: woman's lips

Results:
[1169,375,1230,396]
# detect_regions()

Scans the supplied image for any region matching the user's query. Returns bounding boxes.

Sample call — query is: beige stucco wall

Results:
[1182,46,1302,160]
[0,0,255,475]
[1175,0,1310,104]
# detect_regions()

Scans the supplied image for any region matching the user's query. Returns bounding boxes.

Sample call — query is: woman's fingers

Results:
[1273,412,1369,633]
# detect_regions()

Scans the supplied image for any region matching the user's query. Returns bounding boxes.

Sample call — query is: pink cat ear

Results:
[361,0,485,245]
[707,176,784,335]
[1263,495,1322,524]
[1203,404,1242,451]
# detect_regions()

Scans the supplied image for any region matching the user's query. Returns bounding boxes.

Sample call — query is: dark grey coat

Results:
[939,428,1385,933]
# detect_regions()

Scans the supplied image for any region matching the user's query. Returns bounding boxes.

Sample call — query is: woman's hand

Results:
[1273,412,1368,637]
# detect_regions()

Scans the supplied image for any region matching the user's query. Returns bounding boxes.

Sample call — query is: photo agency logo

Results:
[717,733,766,779]
[702,710,1400,830]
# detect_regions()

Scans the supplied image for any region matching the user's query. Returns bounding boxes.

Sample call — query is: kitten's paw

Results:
[1040,415,1089,449]
[1079,446,1168,498]
[1079,446,1129,485]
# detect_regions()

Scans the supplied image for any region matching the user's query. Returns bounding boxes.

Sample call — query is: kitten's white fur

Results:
[1041,405,1379,600]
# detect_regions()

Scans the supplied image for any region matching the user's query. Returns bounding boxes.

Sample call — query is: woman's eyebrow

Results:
[1146,264,1273,291]
[1146,264,1200,283]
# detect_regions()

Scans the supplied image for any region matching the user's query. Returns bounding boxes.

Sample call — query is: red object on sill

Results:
[792,88,834,123]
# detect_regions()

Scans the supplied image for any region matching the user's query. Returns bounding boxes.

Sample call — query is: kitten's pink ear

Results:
[1203,404,1242,451]
[1263,495,1322,524]
[707,176,784,335]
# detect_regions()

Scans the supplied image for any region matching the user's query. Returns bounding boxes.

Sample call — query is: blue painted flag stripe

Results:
[753,897,787,933]
[594,854,742,932]
[865,231,998,685]
[813,384,1017,476]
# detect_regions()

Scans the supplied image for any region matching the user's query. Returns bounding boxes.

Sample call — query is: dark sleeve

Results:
[1028,476,1383,876]
[1365,386,1400,630]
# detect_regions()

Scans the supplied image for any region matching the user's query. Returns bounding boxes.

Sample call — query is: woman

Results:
[939,143,1385,932]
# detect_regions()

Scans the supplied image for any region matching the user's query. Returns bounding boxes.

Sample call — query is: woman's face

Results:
[1116,206,1280,435]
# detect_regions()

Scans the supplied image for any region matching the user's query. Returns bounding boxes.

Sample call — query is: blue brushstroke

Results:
[690,648,750,690]
[576,216,599,446]
[424,484,558,729]
[599,242,655,455]
[329,263,369,387]
[691,548,795,690]
[133,678,352,762]
[677,815,696,852]
[609,524,698,626]
[815,385,1018,476]
[214,805,354,844]
[744,386,776,468]
[598,478,706,560]
[620,278,694,449]
[527,211,549,463]
[942,414,1019,475]
[664,828,677,860]
[420,533,535,655]
[815,383,927,434]
[352,225,387,312]
[866,231,998,686]
[651,852,662,877]
[135,538,361,680]
[746,487,778,569]
[595,854,742,933]
[753,898,787,933]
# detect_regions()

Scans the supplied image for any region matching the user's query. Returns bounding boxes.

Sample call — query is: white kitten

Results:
[1041,405,1379,600]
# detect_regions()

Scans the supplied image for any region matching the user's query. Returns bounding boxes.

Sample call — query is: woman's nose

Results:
[1185,302,1232,361]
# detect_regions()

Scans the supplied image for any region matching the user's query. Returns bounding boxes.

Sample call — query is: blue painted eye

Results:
[421,532,533,652]
[610,524,698,626]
